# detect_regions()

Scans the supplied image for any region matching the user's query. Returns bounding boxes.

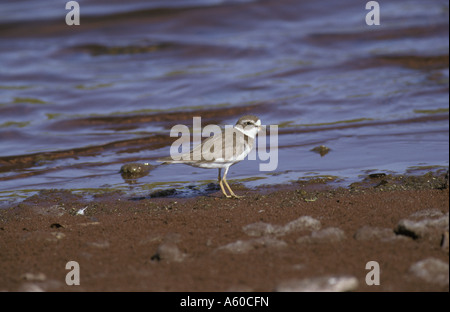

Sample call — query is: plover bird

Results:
[158,115,262,198]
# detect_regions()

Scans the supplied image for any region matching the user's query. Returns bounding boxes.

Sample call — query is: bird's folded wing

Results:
[157,130,253,163]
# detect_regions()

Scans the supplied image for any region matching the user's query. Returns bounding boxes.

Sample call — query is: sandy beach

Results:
[0,171,448,292]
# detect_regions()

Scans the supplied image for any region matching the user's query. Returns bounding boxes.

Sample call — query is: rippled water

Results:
[0,0,448,204]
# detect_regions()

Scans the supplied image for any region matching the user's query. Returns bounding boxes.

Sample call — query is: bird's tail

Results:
[157,156,192,165]
[157,156,173,165]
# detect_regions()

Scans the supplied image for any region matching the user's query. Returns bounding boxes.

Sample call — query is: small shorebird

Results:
[158,115,262,198]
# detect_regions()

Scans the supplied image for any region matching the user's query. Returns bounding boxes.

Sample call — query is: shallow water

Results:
[0,0,448,204]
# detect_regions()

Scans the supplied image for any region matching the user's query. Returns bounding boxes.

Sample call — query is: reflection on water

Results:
[0,0,448,203]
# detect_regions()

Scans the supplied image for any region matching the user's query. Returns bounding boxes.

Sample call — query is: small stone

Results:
[242,222,277,237]
[254,237,288,249]
[217,237,287,254]
[275,276,358,292]
[292,264,306,270]
[354,226,405,242]
[18,283,45,292]
[312,227,345,241]
[87,241,110,249]
[21,272,46,282]
[242,216,321,238]
[46,232,65,241]
[297,227,345,243]
[120,163,153,179]
[409,258,449,286]
[153,242,186,262]
[281,216,322,235]
[310,145,331,157]
[410,209,444,219]
[395,211,449,242]
[218,240,254,254]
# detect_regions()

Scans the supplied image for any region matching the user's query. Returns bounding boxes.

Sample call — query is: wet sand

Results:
[0,171,448,292]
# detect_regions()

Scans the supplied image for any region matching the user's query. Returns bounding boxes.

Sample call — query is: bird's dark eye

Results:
[246,121,252,126]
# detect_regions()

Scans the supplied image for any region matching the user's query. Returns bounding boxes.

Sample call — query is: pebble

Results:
[297,227,346,244]
[87,241,110,249]
[120,162,153,179]
[17,279,63,292]
[409,258,449,286]
[49,232,65,241]
[354,226,406,242]
[153,242,186,262]
[410,208,445,219]
[21,272,46,282]
[282,216,322,234]
[310,145,331,157]
[275,275,358,292]
[242,216,321,237]
[217,237,287,254]
[18,283,45,292]
[395,210,449,242]
[242,222,277,237]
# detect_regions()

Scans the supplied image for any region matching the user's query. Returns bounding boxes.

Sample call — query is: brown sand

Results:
[0,172,448,292]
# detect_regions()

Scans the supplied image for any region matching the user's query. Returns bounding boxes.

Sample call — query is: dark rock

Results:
[310,145,331,157]
[50,223,63,229]
[120,162,153,179]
